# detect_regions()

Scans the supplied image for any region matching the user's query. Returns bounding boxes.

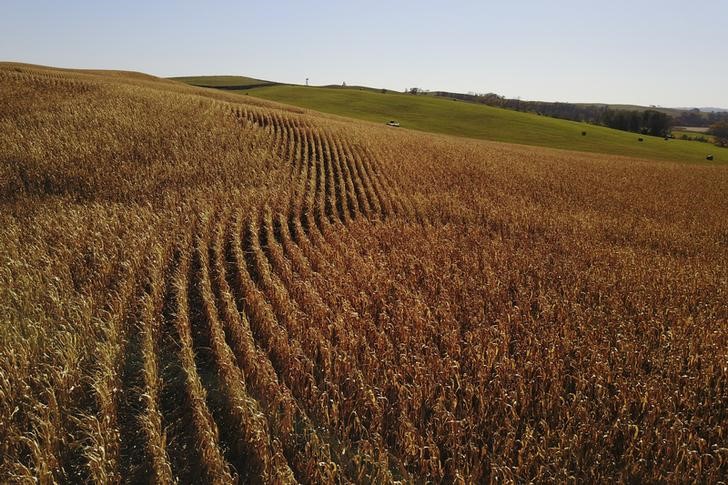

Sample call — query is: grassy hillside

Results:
[238,84,723,164]
[170,75,275,89]
[575,103,686,117]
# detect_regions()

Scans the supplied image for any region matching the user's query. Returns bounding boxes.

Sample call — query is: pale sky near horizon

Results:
[2,0,726,107]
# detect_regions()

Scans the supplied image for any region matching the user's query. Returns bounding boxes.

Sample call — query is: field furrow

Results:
[135,248,177,484]
[347,144,386,217]
[319,130,340,224]
[329,132,360,220]
[226,213,343,483]
[195,220,301,483]
[261,211,413,481]
[209,217,298,483]
[69,234,155,483]
[324,130,350,224]
[342,140,374,217]
[117,245,174,483]
[311,130,329,230]
[355,147,396,217]
[175,240,236,483]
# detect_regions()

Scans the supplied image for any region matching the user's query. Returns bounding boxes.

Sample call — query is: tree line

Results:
[424,90,728,139]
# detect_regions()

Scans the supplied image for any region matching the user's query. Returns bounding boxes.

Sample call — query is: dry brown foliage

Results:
[1,62,727,483]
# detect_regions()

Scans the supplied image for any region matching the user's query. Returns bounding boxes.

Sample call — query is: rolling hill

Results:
[177,78,723,164]
[2,63,728,483]
[170,75,276,90]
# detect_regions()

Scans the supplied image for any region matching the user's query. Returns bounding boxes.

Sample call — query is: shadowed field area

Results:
[171,75,277,90]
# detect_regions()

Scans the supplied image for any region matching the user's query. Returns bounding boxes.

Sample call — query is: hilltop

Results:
[170,75,276,90]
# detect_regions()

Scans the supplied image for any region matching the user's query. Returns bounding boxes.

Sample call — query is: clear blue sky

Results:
[2,0,726,107]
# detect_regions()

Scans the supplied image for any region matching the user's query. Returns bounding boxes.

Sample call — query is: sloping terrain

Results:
[188,81,723,164]
[1,63,727,483]
[172,75,276,90]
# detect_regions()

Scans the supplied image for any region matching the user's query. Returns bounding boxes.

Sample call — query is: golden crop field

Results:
[1,63,727,484]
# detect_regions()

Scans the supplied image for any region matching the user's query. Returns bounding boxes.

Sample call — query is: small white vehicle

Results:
[386,120,400,127]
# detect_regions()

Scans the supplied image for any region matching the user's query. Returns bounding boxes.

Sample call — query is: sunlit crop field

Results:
[1,63,727,484]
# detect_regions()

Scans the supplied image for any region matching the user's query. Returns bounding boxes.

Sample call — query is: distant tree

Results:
[674,109,704,127]
[408,87,419,95]
[707,111,728,125]
[708,121,728,147]
[601,109,671,136]
[380,88,387,94]
[643,110,672,137]
[428,89,680,137]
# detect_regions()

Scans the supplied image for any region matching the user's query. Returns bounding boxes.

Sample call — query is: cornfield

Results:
[1,62,727,483]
